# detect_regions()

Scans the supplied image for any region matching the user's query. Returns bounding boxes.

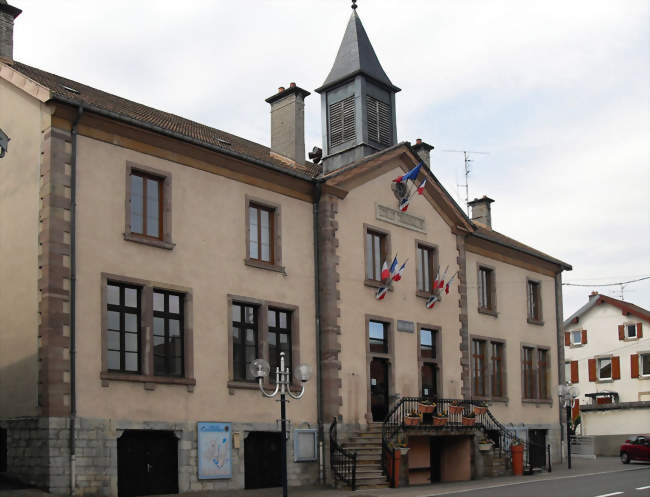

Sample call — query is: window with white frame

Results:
[565,361,571,383]
[598,357,612,380]
[626,323,637,339]
[641,353,650,377]
[571,330,582,345]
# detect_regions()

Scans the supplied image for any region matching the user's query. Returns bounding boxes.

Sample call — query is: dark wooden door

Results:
[528,429,546,468]
[244,432,282,489]
[430,437,441,482]
[117,430,178,497]
[370,358,389,422]
[421,363,438,399]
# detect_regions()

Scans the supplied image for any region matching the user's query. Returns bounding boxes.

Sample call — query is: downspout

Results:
[69,104,83,495]
[312,181,323,484]
[554,271,565,464]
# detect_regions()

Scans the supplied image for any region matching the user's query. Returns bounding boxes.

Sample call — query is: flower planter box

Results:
[473,407,487,415]
[404,416,420,426]
[432,416,447,427]
[479,442,492,452]
[418,403,435,414]
[449,405,464,415]
[462,416,476,426]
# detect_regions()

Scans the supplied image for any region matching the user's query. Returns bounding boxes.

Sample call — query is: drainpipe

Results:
[69,104,83,495]
[554,271,565,464]
[312,181,323,484]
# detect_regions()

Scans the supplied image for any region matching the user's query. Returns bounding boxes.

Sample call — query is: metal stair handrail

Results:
[329,417,357,490]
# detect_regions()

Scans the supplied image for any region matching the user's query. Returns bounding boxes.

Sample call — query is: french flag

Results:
[388,256,398,279]
[380,261,390,281]
[426,294,438,309]
[417,178,427,194]
[392,261,407,282]
[445,272,457,294]
[435,266,449,290]
[392,162,423,184]
[376,286,388,300]
[399,196,409,212]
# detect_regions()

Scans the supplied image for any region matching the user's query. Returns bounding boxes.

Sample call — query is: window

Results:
[268,308,292,377]
[364,226,389,283]
[369,321,388,353]
[537,349,549,399]
[366,95,392,147]
[641,353,650,376]
[491,342,504,398]
[153,290,184,377]
[571,330,582,345]
[527,280,542,322]
[472,339,487,397]
[106,282,141,373]
[419,327,440,399]
[329,95,356,148]
[231,303,258,381]
[249,203,274,263]
[565,361,571,384]
[420,329,436,359]
[626,323,637,339]
[598,357,612,380]
[124,163,173,249]
[416,243,436,294]
[522,346,535,399]
[478,266,496,312]
[101,274,194,389]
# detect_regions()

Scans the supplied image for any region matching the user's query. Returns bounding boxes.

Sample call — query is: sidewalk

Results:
[2,457,647,497]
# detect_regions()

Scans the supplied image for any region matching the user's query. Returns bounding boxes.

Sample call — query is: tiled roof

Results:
[564,293,650,327]
[11,61,320,178]
[472,224,572,270]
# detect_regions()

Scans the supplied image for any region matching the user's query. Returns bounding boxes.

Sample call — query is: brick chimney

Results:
[0,1,21,65]
[412,138,434,168]
[468,196,494,228]
[265,82,310,164]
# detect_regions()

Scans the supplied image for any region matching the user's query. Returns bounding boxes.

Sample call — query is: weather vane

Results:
[351,0,357,10]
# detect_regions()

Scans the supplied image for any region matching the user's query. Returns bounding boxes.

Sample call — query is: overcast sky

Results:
[11,0,649,317]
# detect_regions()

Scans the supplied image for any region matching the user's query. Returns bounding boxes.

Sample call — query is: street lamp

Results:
[249,352,312,497]
[557,383,579,469]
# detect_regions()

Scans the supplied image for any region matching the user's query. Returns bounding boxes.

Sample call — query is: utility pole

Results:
[442,149,488,215]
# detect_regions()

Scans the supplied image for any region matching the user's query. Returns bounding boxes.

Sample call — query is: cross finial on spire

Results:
[351,0,357,10]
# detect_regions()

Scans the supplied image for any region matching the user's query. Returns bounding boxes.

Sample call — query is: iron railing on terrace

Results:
[329,417,357,490]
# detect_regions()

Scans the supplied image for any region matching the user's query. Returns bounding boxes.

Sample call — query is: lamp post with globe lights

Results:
[249,352,312,497]
[557,383,579,469]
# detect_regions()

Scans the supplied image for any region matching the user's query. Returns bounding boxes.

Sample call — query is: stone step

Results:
[343,437,381,446]
[341,445,381,453]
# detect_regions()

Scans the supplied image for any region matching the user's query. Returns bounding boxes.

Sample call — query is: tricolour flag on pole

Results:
[388,255,398,279]
[392,162,423,184]
[417,178,427,194]
[399,196,410,212]
[425,294,438,309]
[445,272,457,294]
[380,261,389,281]
[376,286,388,300]
[392,260,407,282]
[437,265,449,289]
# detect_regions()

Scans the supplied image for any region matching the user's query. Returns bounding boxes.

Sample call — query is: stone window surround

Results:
[226,294,300,394]
[363,223,392,289]
[526,278,544,326]
[123,161,175,250]
[470,334,508,403]
[414,239,439,299]
[244,195,285,274]
[100,272,195,391]
[520,342,552,405]
[417,323,442,398]
[365,314,395,422]
[477,263,498,317]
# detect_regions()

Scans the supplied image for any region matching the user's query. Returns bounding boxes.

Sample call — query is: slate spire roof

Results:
[316,10,400,93]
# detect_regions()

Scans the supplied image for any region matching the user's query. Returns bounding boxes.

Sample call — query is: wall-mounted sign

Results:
[293,429,318,462]
[397,320,414,333]
[197,422,232,480]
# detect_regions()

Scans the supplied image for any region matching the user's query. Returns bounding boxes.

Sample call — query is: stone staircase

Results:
[339,422,389,490]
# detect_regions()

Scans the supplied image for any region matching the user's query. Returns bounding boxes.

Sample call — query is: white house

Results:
[563,292,650,454]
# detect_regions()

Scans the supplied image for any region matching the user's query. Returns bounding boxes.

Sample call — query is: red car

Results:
[620,435,650,463]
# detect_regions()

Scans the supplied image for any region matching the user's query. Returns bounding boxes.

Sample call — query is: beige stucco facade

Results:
[0,76,50,417]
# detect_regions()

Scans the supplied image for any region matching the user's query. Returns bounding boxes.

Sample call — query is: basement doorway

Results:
[117,430,178,497]
[528,429,547,468]
[244,431,282,489]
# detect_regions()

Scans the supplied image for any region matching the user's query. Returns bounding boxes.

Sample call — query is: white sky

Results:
[11,0,650,317]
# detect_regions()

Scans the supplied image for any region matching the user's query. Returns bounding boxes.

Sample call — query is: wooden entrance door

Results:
[370,357,389,422]
[244,431,282,489]
[117,430,178,497]
[528,429,547,468]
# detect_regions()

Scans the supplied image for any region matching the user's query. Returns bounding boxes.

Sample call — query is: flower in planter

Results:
[449,401,464,415]
[473,406,487,415]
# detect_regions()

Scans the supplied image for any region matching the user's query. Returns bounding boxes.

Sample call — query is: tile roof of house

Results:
[10,61,321,179]
[564,292,650,327]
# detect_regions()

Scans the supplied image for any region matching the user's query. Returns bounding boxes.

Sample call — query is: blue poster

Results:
[197,422,232,479]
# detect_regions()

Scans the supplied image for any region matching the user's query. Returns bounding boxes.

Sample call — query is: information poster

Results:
[197,422,232,479]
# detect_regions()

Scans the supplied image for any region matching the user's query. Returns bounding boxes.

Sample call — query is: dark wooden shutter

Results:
[618,325,625,340]
[571,360,579,383]
[366,95,392,146]
[631,354,639,378]
[582,330,588,344]
[637,322,643,338]
[588,359,597,382]
[564,332,570,346]
[612,356,621,380]
[328,95,356,148]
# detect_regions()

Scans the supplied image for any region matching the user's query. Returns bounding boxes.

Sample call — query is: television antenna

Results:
[442,149,489,215]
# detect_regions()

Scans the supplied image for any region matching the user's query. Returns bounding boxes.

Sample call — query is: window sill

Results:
[123,232,175,250]
[416,290,435,300]
[478,307,498,317]
[596,378,614,384]
[489,397,509,404]
[227,380,304,395]
[527,318,544,326]
[365,279,392,290]
[244,258,286,275]
[521,398,553,406]
[570,343,584,348]
[100,371,195,391]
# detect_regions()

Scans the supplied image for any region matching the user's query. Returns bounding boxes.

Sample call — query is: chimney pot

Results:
[290,82,296,88]
[468,195,495,228]
[412,138,434,168]
[278,86,285,93]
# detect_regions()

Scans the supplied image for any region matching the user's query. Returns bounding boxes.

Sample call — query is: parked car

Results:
[620,435,650,463]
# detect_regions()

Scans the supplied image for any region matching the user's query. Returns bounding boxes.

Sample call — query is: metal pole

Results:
[281,392,288,497]
[566,403,571,469]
